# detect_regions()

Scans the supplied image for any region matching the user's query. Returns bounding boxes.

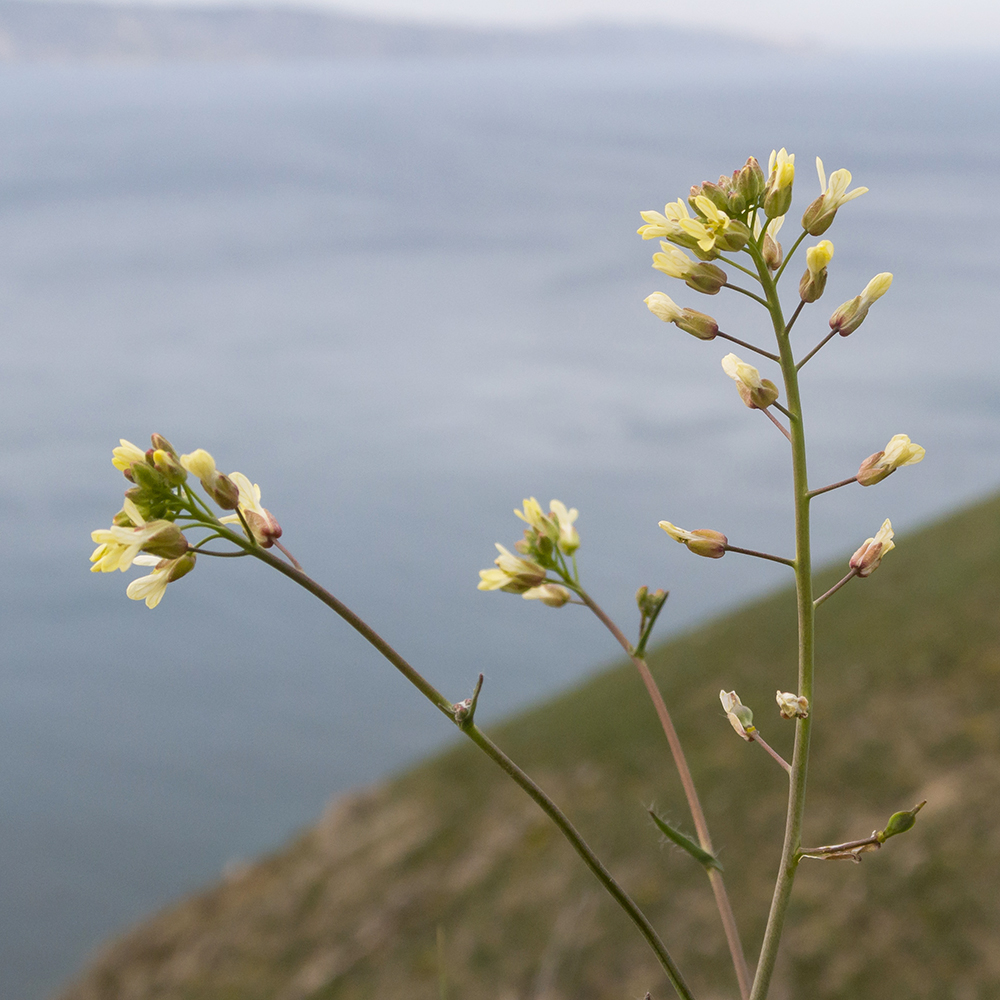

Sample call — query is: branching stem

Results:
[230,533,694,1000]
[723,545,796,569]
[814,569,859,608]
[717,330,781,363]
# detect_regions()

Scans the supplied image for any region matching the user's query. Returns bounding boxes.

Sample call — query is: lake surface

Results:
[1,51,999,998]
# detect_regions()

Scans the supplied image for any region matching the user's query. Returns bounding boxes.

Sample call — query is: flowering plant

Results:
[91,149,928,1000]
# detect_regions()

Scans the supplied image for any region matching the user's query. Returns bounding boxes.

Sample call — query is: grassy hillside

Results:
[57,495,1000,1000]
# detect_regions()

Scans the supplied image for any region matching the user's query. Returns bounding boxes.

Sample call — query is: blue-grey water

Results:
[1,51,999,999]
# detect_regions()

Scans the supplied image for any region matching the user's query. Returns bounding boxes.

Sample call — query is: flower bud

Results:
[166,551,197,582]
[659,521,727,559]
[849,518,894,577]
[712,218,752,253]
[636,586,668,618]
[139,522,189,560]
[829,273,893,336]
[645,292,719,340]
[721,353,779,410]
[776,690,809,719]
[736,156,766,204]
[151,448,188,486]
[522,583,572,607]
[762,232,783,271]
[799,240,834,302]
[720,690,755,740]
[764,148,795,219]
[130,461,169,492]
[150,434,178,457]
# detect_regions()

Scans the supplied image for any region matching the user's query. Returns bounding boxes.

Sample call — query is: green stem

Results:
[235,536,694,1000]
[745,241,815,1000]
[462,722,695,1000]
[716,254,762,281]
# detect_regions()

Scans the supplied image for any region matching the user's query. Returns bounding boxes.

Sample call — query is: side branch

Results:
[796,330,837,371]
[247,543,695,999]
[578,589,751,1000]
[463,723,695,1000]
[717,330,780,363]
[806,476,858,499]
[814,569,858,608]
[723,545,796,569]
[762,407,792,443]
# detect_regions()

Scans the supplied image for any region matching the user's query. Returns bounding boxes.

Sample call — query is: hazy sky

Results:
[44,0,1000,52]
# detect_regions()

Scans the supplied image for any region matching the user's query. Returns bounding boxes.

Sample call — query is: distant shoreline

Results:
[0,1,780,63]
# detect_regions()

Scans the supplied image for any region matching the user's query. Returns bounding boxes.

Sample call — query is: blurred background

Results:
[1,0,998,996]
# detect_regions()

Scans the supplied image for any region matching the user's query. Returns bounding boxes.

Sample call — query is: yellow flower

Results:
[180,448,240,509]
[522,583,572,607]
[548,500,580,555]
[856,434,925,486]
[219,472,283,546]
[180,448,217,480]
[721,353,779,409]
[806,240,834,274]
[125,552,197,609]
[514,497,558,541]
[645,292,719,340]
[90,498,185,572]
[652,242,727,294]
[112,439,146,473]
[637,199,694,241]
[659,521,728,558]
[801,158,868,236]
[829,273,893,336]
[477,544,547,593]
[799,240,834,302]
[764,148,795,218]
[849,519,894,577]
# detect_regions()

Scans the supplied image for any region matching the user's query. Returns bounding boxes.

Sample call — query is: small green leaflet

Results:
[648,809,723,871]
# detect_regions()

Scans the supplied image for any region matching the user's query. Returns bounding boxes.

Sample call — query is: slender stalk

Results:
[716,254,762,281]
[750,733,791,774]
[577,589,751,1000]
[806,476,857,499]
[232,535,694,999]
[772,401,793,420]
[761,407,791,443]
[723,545,796,569]
[783,300,805,336]
[746,240,815,1000]
[463,722,695,1000]
[814,569,858,608]
[799,834,879,857]
[795,330,837,371]
[724,283,770,308]
[717,331,781,363]
[774,230,808,284]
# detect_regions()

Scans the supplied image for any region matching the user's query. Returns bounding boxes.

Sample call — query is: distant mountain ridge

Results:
[0,0,756,62]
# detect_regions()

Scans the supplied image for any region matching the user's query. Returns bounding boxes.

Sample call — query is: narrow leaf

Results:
[649,809,722,871]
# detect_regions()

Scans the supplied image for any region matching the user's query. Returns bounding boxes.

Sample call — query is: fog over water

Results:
[1,52,998,998]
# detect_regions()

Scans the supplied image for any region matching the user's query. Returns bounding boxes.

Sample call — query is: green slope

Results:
[58,494,1000,1000]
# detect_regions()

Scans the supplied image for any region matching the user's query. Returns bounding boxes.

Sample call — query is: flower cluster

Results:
[477,498,579,606]
[90,435,282,608]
